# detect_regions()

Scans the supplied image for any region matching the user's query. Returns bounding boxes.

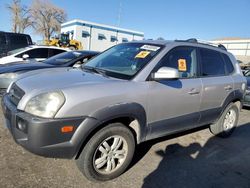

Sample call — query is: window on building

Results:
[98,34,106,40]
[82,31,90,38]
[111,36,118,42]
[122,38,128,43]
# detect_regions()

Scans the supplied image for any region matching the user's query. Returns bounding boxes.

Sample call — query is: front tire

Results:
[209,103,239,138]
[76,123,135,182]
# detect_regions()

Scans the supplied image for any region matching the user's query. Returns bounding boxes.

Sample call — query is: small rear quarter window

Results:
[222,54,234,74]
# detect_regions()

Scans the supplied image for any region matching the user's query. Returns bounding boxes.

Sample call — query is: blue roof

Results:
[62,20,144,37]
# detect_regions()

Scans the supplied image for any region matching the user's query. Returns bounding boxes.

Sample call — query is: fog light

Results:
[17,119,27,131]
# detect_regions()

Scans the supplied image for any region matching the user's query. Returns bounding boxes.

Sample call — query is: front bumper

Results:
[1,94,89,159]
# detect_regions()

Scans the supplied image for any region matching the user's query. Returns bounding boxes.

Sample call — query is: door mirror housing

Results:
[73,63,81,68]
[22,54,29,60]
[152,67,179,80]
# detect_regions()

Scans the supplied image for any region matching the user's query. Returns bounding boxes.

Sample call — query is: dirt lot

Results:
[0,105,249,188]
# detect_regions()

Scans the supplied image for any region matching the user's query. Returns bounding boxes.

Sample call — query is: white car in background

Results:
[0,45,70,64]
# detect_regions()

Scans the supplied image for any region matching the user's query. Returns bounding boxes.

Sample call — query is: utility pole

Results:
[117,1,122,27]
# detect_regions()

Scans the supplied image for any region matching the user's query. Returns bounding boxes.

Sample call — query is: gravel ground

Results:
[0,104,249,188]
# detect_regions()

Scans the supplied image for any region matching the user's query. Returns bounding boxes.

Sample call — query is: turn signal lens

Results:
[61,126,74,133]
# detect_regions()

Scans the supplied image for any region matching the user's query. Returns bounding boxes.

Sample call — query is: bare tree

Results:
[31,0,67,40]
[19,7,33,33]
[7,0,21,33]
[6,0,32,33]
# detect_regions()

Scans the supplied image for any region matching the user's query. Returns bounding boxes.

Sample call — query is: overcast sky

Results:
[0,0,250,41]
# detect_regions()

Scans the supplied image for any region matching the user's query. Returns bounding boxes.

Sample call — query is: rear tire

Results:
[209,103,239,138]
[76,123,135,182]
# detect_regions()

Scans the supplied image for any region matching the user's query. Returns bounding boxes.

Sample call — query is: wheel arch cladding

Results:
[222,90,243,112]
[90,102,147,143]
[74,102,147,159]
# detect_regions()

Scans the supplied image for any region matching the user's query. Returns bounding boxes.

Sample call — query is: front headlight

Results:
[0,73,18,79]
[25,91,65,118]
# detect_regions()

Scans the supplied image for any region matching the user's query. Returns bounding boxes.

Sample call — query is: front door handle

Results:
[188,88,200,95]
[224,85,233,91]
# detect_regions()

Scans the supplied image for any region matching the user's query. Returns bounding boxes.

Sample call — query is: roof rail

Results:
[175,38,227,51]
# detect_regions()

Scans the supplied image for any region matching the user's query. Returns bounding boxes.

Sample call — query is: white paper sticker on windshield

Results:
[140,45,160,52]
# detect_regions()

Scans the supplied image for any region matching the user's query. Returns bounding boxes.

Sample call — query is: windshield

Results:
[83,43,163,80]
[43,51,83,65]
[7,47,29,55]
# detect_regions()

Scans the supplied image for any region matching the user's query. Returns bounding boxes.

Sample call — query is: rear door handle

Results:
[188,88,200,95]
[224,85,232,91]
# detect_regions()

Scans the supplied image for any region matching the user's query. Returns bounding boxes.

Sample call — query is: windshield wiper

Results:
[82,66,109,77]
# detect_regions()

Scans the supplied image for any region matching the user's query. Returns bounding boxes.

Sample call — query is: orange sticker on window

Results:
[178,59,187,71]
[135,51,150,58]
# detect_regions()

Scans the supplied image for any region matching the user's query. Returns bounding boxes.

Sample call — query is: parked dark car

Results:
[0,32,33,57]
[243,69,250,107]
[0,50,99,95]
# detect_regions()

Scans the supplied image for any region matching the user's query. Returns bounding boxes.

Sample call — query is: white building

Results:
[61,19,144,52]
[212,38,250,64]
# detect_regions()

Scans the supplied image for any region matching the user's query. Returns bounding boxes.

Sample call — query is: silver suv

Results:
[2,39,247,181]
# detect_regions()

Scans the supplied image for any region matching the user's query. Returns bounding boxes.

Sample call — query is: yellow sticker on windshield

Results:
[178,59,187,71]
[135,51,150,58]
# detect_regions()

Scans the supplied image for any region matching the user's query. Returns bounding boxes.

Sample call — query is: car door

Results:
[198,48,234,124]
[147,46,202,140]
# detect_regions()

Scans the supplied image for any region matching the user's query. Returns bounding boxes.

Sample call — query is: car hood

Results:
[0,62,54,74]
[15,67,121,94]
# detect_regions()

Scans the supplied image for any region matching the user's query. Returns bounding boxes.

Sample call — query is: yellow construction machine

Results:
[45,33,83,50]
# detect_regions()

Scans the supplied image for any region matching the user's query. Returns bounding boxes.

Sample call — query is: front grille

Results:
[8,83,25,106]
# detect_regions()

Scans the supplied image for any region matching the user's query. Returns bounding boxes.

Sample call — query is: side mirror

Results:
[82,58,89,63]
[152,67,179,80]
[22,54,29,60]
[73,63,81,68]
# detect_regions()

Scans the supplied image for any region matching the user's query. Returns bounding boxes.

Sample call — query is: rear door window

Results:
[17,48,49,59]
[200,48,226,76]
[9,35,28,49]
[9,35,27,45]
